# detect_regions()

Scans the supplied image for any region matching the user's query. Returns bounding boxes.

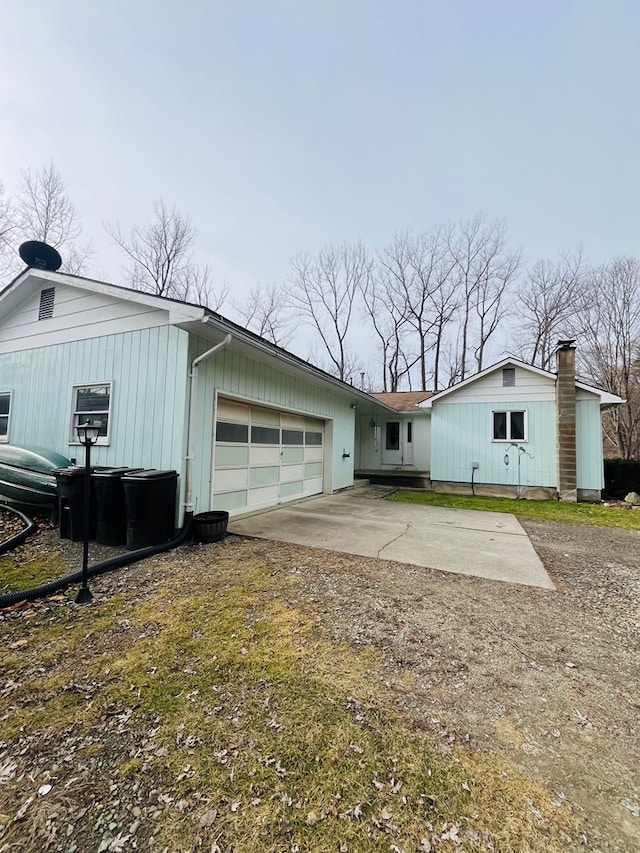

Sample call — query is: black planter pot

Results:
[192,510,229,543]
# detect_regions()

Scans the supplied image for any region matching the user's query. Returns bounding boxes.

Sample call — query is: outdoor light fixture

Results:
[75,420,101,604]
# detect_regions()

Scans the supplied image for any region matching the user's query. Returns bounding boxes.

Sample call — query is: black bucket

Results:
[193,510,229,543]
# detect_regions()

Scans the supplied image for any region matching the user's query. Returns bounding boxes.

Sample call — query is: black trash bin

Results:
[92,467,143,546]
[54,466,101,542]
[122,469,179,550]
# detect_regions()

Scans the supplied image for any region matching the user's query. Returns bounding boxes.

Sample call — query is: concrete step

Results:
[353,478,370,489]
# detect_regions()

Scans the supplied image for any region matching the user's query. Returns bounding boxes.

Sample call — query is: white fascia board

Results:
[201,314,398,411]
[0,269,206,323]
[418,358,554,408]
[574,381,624,406]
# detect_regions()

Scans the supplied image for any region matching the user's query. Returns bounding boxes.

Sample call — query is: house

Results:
[0,268,395,524]
[0,267,621,516]
[354,344,622,502]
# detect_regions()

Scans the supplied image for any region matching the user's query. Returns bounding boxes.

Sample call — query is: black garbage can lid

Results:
[53,466,85,479]
[122,469,178,480]
[92,467,141,478]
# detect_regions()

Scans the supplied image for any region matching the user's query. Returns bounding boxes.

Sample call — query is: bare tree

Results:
[0,182,17,278]
[288,242,370,382]
[361,246,414,391]
[13,163,93,275]
[16,162,81,247]
[447,215,521,380]
[514,249,587,369]
[233,282,293,346]
[578,258,640,458]
[106,200,225,308]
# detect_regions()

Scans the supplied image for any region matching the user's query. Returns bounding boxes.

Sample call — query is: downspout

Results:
[184,333,232,515]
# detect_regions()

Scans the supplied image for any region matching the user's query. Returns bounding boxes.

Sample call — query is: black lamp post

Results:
[75,420,101,604]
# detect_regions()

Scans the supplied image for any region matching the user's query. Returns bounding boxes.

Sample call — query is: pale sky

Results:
[1,1,639,333]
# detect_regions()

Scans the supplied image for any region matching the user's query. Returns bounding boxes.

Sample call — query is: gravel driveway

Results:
[1,507,638,851]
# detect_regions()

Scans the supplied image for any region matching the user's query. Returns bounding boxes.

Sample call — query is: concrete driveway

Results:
[229,487,554,589]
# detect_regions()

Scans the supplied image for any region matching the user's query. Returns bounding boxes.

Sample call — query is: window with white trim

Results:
[0,391,11,442]
[492,410,527,442]
[70,383,112,444]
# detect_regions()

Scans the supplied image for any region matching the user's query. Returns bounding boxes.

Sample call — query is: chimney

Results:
[556,339,577,502]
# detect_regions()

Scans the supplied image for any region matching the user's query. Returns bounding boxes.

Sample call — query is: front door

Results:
[382,420,403,465]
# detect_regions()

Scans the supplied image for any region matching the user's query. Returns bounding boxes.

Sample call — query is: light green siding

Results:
[0,325,190,505]
[576,399,604,490]
[189,335,356,514]
[431,400,557,488]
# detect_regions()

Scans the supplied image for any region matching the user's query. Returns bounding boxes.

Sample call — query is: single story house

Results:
[0,267,394,524]
[0,268,621,517]
[354,346,622,502]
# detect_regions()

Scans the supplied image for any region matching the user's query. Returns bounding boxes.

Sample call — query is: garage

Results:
[211,397,325,514]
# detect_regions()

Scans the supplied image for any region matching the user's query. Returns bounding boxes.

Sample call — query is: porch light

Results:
[75,420,101,605]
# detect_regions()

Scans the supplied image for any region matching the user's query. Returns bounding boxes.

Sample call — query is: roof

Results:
[418,357,623,408]
[370,391,434,412]
[0,267,399,412]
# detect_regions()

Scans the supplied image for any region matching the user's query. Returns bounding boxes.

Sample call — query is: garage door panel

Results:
[216,446,249,466]
[251,446,280,465]
[303,476,322,496]
[249,466,279,487]
[281,463,304,482]
[215,467,248,491]
[304,461,322,478]
[280,481,303,498]
[217,399,250,422]
[213,490,247,511]
[304,446,323,463]
[248,484,280,506]
[282,447,303,463]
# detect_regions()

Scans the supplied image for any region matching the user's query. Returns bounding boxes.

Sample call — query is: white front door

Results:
[382,420,403,465]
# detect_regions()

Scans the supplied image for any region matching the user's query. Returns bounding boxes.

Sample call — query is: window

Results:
[282,429,304,445]
[502,367,516,387]
[407,421,413,443]
[304,431,323,446]
[385,421,400,451]
[216,422,249,443]
[39,287,55,320]
[251,426,280,444]
[0,391,11,442]
[492,410,527,442]
[71,383,112,444]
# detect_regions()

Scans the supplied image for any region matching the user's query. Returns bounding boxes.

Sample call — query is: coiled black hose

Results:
[0,512,193,609]
[0,505,38,556]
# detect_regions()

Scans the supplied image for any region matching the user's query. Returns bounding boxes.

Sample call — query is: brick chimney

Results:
[556,339,577,502]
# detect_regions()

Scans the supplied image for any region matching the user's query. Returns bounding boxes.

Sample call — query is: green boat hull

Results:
[0,445,72,507]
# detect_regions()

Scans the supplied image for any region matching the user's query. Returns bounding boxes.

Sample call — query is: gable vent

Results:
[38,287,55,320]
[502,367,516,387]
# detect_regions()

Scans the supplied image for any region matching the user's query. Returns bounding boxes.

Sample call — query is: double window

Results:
[0,392,11,442]
[70,383,112,444]
[492,410,527,442]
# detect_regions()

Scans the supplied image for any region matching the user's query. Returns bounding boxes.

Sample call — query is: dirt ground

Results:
[1,506,639,851]
[251,518,640,852]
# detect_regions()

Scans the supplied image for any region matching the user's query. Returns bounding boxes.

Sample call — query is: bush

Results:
[603,459,640,498]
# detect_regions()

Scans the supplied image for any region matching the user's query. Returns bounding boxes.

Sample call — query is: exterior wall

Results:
[441,365,556,404]
[188,336,357,515]
[356,412,431,471]
[0,282,171,353]
[576,397,604,491]
[430,399,557,489]
[0,325,190,505]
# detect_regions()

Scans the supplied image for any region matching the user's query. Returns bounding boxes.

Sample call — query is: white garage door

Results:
[212,399,324,513]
